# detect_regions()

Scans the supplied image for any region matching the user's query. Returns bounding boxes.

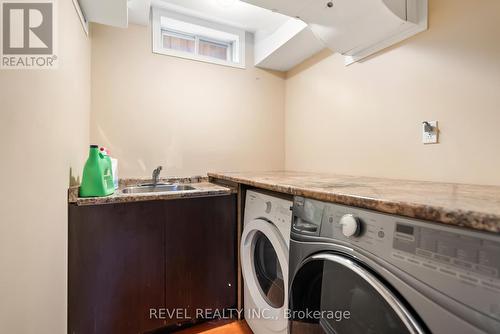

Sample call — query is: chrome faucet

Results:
[152,166,162,186]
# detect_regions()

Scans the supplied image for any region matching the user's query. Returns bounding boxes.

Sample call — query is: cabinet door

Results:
[164,195,237,326]
[68,201,166,334]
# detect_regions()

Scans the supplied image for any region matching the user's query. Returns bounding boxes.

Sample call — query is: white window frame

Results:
[197,37,233,62]
[161,29,196,52]
[152,7,246,69]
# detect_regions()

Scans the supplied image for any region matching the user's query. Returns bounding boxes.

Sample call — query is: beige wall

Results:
[285,0,500,186]
[0,1,91,333]
[91,24,285,178]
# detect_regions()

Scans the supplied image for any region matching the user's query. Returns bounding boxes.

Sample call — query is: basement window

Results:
[152,8,245,68]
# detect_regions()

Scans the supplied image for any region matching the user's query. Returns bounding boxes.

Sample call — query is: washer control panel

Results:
[392,223,499,281]
[339,214,362,237]
[292,196,324,236]
[292,196,500,322]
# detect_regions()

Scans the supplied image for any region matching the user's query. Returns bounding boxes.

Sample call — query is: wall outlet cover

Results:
[422,120,438,144]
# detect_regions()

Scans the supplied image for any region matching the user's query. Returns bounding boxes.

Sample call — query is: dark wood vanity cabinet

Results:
[163,197,237,326]
[68,200,166,333]
[68,195,237,334]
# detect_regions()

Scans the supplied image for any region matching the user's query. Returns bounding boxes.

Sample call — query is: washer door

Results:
[289,253,427,334]
[241,218,288,330]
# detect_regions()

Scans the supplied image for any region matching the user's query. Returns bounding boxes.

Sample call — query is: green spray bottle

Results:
[79,145,115,197]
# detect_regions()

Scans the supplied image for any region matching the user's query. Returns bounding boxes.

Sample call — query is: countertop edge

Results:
[208,173,500,234]
[69,179,236,206]
[72,189,234,206]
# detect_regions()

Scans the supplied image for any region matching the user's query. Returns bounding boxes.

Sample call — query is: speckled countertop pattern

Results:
[208,171,500,233]
[69,176,235,206]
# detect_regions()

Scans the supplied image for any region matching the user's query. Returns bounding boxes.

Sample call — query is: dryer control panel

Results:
[245,190,293,247]
[292,196,500,325]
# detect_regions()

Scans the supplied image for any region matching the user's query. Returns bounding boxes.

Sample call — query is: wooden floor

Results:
[176,320,253,334]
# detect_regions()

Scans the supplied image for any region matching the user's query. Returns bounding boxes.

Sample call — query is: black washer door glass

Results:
[289,257,415,334]
[253,230,284,308]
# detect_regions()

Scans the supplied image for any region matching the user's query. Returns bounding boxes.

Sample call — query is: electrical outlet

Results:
[422,120,438,144]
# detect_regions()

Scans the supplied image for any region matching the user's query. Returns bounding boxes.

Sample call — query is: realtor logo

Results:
[1,0,58,69]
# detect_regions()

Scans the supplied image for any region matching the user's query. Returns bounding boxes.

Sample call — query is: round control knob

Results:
[339,214,361,237]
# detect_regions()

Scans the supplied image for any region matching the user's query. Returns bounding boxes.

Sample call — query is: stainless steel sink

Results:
[122,184,196,194]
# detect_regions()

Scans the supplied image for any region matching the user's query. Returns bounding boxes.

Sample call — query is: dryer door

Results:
[289,253,427,334]
[241,218,288,329]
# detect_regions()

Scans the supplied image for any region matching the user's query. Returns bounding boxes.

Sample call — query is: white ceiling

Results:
[148,0,290,36]
[128,0,152,26]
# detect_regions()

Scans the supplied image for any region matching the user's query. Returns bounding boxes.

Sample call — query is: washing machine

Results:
[241,190,293,334]
[288,196,500,334]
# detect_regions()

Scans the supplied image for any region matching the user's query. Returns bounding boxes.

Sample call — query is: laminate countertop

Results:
[208,171,500,234]
[68,176,234,206]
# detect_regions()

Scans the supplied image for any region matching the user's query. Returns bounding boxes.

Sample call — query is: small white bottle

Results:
[110,158,118,190]
[100,147,119,190]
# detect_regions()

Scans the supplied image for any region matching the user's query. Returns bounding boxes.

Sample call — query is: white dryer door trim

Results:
[241,218,288,331]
